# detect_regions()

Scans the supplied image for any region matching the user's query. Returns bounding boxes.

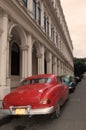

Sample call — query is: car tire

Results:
[51,103,60,119]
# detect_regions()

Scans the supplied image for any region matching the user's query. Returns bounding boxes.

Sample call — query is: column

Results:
[46,53,52,74]
[64,63,66,75]
[41,46,44,74]
[63,63,65,75]
[57,59,59,75]
[21,45,29,79]
[21,48,25,79]
[60,61,62,75]
[58,59,61,75]
[61,62,63,75]
[0,13,8,85]
[27,35,33,76]
[37,45,44,74]
[6,35,11,78]
[6,35,12,88]
[37,53,42,74]
[52,57,57,75]
[63,64,65,75]
[25,47,29,78]
[0,12,10,99]
[0,31,2,84]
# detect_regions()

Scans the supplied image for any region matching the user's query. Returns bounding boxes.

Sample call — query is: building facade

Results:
[0,0,74,99]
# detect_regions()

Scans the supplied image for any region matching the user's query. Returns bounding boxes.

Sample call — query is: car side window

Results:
[56,76,62,84]
[32,78,52,84]
[20,79,30,86]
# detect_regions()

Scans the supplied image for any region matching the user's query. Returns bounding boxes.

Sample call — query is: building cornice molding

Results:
[44,0,73,56]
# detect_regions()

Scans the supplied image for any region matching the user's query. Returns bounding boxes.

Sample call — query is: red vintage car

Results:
[2,74,69,118]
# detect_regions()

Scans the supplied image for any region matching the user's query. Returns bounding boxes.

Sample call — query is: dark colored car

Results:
[61,75,76,92]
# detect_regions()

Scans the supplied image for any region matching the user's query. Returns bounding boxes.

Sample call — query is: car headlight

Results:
[40,98,50,104]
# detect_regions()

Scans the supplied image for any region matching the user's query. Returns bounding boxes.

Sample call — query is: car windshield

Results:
[20,78,52,86]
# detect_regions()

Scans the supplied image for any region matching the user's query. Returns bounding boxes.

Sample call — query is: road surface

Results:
[0,78,86,130]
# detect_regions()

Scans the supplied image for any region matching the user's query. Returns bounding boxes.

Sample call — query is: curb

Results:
[0,114,7,120]
[0,100,2,110]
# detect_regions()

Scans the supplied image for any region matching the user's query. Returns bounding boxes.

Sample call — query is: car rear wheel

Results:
[51,103,60,119]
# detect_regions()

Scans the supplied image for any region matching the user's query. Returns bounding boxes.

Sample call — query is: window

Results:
[51,24,53,39]
[51,25,54,41]
[20,78,52,86]
[53,28,55,42]
[11,43,20,75]
[33,0,37,20]
[59,38,61,50]
[47,18,49,35]
[22,0,27,7]
[44,12,47,32]
[38,2,41,25]
[56,34,58,47]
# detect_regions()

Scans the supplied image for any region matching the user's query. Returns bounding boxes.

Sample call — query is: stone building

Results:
[0,0,74,100]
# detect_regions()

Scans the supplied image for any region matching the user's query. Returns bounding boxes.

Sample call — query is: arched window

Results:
[33,0,37,20]
[47,17,49,35]
[44,12,47,32]
[32,44,38,75]
[11,43,20,75]
[38,2,41,25]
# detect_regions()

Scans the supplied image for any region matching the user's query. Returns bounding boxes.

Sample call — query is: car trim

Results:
[0,106,54,116]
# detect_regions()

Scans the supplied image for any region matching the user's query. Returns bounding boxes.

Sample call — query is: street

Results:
[0,78,86,130]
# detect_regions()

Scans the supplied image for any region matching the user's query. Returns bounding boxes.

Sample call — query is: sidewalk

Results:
[0,100,2,108]
[0,113,6,120]
[0,100,7,120]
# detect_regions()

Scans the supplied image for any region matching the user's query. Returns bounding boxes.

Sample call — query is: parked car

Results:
[75,76,82,83]
[2,74,69,118]
[62,75,76,92]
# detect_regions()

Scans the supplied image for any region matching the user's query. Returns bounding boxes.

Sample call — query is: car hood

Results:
[4,84,51,106]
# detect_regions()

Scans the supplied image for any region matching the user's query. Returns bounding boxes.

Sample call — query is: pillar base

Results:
[0,86,10,100]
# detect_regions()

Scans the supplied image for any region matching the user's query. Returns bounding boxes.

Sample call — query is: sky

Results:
[61,0,86,58]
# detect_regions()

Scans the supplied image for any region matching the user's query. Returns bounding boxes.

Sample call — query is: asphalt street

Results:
[0,78,86,130]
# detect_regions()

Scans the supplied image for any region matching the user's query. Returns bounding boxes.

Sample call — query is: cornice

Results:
[44,0,73,57]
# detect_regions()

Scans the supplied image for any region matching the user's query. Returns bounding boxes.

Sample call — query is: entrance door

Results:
[10,42,20,88]
[32,44,38,75]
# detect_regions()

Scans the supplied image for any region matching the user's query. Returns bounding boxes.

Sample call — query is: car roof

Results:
[25,74,56,80]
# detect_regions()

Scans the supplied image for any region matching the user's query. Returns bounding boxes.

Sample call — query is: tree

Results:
[74,57,86,78]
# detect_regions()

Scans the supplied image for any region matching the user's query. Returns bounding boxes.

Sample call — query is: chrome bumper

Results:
[0,106,54,116]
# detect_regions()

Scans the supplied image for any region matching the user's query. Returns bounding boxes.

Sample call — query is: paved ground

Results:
[0,78,86,130]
